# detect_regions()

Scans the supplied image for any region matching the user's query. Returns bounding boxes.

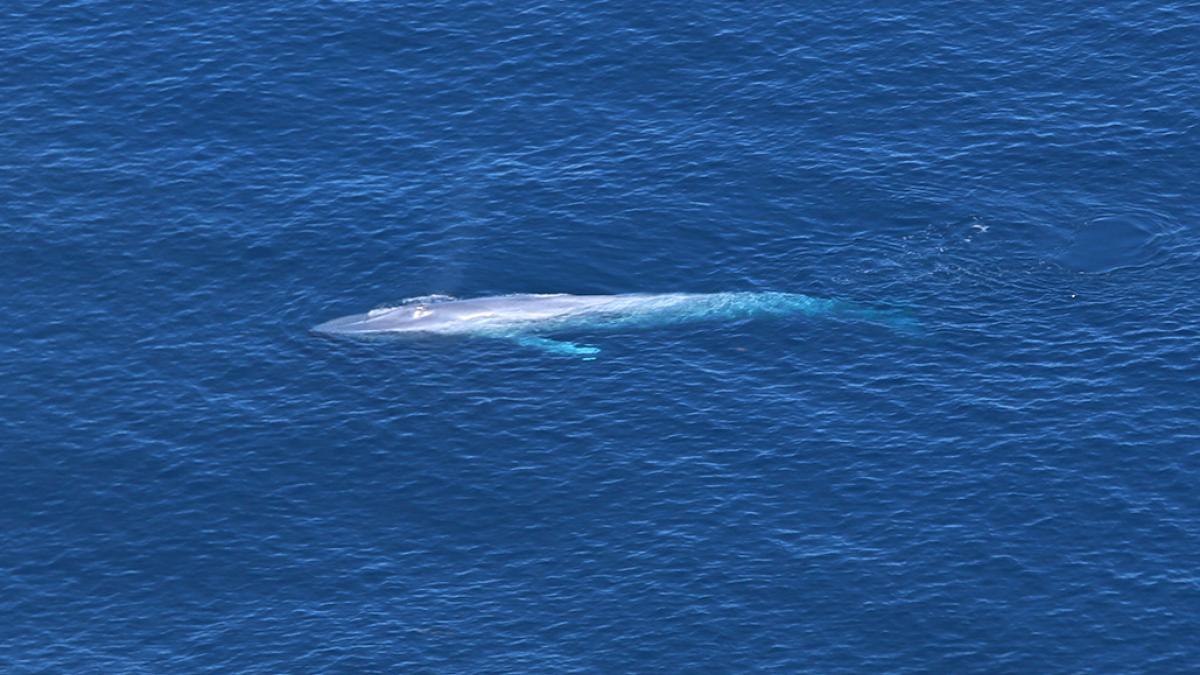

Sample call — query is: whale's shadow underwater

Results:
[314,292,917,358]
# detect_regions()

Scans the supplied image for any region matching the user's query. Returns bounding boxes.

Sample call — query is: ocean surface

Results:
[3,1,1199,672]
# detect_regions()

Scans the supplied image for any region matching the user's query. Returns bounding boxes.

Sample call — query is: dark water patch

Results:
[1057,213,1170,273]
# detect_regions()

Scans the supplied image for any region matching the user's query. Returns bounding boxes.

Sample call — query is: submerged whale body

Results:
[314,292,906,357]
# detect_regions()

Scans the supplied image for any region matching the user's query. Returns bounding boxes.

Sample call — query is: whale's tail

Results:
[832,302,922,334]
[711,292,919,334]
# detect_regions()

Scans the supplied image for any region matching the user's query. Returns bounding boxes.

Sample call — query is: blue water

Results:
[3,1,1198,671]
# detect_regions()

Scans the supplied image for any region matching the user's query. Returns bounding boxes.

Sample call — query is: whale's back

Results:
[312,291,867,338]
[313,294,624,335]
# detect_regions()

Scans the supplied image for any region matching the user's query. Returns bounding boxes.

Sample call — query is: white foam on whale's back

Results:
[400,294,458,305]
[367,295,458,318]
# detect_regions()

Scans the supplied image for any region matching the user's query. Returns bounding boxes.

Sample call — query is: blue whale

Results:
[314,292,909,357]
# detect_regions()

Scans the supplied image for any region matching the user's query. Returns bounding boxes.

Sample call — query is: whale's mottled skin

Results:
[314,292,904,356]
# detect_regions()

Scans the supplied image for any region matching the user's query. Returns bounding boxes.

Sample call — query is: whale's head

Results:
[313,303,448,336]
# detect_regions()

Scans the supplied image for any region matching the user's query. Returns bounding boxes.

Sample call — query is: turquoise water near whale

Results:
[2,1,1199,672]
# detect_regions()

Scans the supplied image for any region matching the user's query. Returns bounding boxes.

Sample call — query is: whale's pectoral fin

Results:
[512,336,600,359]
